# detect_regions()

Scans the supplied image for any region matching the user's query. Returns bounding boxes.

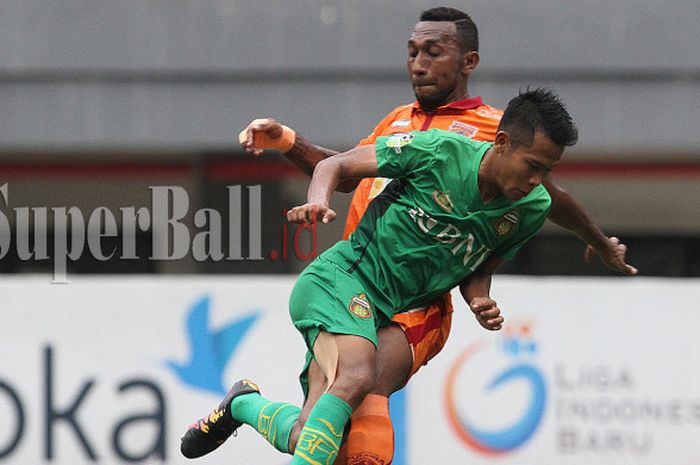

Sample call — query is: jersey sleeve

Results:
[496,217,547,260]
[375,130,442,179]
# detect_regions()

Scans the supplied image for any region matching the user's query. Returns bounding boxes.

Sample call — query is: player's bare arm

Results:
[239,118,360,193]
[287,144,379,225]
[584,235,638,275]
[459,256,504,331]
[543,177,638,275]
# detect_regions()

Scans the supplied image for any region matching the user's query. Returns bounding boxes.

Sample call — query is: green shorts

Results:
[289,254,391,397]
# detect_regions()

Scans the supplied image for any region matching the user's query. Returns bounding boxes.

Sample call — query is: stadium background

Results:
[1,1,699,464]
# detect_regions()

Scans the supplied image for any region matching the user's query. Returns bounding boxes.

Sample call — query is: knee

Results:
[331,365,376,408]
[353,366,377,397]
[372,368,406,397]
[373,351,412,395]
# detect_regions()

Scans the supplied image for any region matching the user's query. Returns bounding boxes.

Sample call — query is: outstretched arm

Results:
[543,177,638,275]
[287,144,378,225]
[239,118,359,192]
[459,256,505,331]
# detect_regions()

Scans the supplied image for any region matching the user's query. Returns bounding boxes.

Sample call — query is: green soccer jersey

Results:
[322,128,551,319]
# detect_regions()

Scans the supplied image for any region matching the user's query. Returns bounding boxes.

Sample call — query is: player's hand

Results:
[469,297,503,331]
[287,203,336,225]
[238,118,292,156]
[584,236,638,276]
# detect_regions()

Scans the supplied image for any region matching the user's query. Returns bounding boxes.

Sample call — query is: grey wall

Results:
[1,0,699,157]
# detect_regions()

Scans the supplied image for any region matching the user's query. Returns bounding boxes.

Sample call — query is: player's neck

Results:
[477,148,503,203]
[421,88,469,113]
[440,83,470,108]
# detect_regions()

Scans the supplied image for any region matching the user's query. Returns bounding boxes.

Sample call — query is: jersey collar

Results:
[412,96,484,113]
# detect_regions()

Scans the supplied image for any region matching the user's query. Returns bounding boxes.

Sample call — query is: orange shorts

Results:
[391,292,454,379]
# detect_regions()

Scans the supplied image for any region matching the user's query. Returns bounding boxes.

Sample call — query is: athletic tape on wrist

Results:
[238,121,296,152]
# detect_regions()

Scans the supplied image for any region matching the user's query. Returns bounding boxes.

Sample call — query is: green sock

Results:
[291,393,352,465]
[231,393,301,454]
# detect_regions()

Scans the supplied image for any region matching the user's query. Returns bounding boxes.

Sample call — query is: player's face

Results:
[407,22,469,111]
[497,131,563,201]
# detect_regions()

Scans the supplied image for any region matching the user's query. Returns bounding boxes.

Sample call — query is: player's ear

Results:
[461,50,479,75]
[493,131,511,153]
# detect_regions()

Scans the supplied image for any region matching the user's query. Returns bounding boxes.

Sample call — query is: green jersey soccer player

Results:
[289,127,552,356]
[181,88,579,465]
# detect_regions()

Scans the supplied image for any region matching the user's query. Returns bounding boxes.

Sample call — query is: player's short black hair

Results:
[419,7,478,52]
[499,88,579,148]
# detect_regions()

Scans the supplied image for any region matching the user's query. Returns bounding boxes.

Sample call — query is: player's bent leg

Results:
[288,357,327,453]
[287,257,382,463]
[180,379,263,458]
[327,333,377,407]
[180,378,306,459]
[342,324,410,465]
[374,324,415,395]
[180,351,341,459]
[291,332,376,465]
[343,297,453,465]
[344,394,393,465]
[179,336,327,459]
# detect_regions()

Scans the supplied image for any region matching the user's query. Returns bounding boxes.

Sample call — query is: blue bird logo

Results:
[166,295,260,395]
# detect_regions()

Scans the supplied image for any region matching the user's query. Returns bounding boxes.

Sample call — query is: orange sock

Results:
[345,394,393,465]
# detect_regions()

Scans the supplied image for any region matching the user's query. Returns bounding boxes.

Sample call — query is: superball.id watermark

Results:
[0,183,317,283]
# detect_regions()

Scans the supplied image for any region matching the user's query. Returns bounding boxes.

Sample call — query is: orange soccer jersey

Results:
[343,96,503,375]
[342,97,502,239]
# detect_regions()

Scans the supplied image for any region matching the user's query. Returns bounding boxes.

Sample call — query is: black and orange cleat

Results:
[180,379,261,459]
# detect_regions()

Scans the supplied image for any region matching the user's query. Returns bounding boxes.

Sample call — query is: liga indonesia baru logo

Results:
[444,320,546,455]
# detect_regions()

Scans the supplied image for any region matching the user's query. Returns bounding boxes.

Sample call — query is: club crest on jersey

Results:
[385,133,414,154]
[348,293,372,319]
[448,120,479,138]
[432,190,454,213]
[495,210,519,236]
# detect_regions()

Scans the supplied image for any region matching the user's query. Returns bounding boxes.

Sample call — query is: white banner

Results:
[1,276,699,464]
[411,277,700,465]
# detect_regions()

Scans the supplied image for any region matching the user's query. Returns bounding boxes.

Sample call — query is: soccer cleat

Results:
[180,379,261,459]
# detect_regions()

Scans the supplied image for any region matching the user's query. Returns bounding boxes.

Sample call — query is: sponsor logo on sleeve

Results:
[385,133,415,154]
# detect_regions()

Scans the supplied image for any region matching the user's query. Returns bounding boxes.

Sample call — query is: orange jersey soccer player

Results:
[235,7,637,465]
